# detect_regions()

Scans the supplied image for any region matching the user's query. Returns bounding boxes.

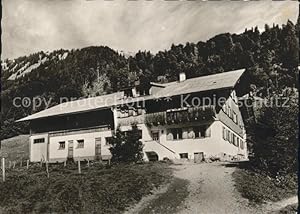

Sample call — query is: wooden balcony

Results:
[117,114,145,126]
[145,106,215,126]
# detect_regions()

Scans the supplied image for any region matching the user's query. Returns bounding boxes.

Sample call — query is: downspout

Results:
[47,133,50,162]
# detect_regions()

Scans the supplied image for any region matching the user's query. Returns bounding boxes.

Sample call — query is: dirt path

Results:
[126,162,297,214]
[173,162,259,214]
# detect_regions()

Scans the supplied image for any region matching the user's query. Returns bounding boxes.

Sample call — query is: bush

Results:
[248,91,298,176]
[109,124,144,163]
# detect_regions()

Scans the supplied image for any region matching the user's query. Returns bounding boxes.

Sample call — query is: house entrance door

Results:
[68,140,74,158]
[95,138,102,160]
[194,152,204,163]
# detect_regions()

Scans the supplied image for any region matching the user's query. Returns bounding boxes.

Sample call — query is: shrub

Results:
[108,124,144,163]
[248,92,298,176]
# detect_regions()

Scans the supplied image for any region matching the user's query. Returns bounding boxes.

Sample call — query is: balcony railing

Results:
[145,106,215,127]
[118,114,145,126]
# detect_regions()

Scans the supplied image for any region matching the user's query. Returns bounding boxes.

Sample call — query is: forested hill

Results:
[1,20,299,140]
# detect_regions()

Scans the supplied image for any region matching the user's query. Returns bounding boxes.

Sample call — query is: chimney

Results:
[179,72,186,82]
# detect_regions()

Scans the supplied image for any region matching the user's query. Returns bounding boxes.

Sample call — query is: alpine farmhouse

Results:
[17,69,249,162]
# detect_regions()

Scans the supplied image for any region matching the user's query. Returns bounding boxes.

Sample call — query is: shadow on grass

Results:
[138,178,189,214]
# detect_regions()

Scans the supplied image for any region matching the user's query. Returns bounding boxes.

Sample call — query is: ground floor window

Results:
[77,139,84,148]
[58,141,65,150]
[179,153,188,159]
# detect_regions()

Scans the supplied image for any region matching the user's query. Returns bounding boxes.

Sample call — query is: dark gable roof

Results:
[17,69,245,122]
[153,69,244,98]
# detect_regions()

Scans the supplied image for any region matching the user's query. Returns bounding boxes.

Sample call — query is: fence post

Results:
[64,160,66,167]
[87,159,90,167]
[46,161,49,178]
[26,160,29,170]
[78,160,81,174]
[2,157,5,182]
[13,161,16,169]
[20,159,23,167]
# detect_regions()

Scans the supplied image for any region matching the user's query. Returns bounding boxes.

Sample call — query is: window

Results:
[58,141,65,150]
[240,141,244,150]
[222,127,226,140]
[179,153,188,159]
[227,106,231,117]
[226,130,230,142]
[151,131,159,141]
[171,128,182,140]
[233,135,237,146]
[34,138,45,144]
[193,127,201,138]
[193,126,210,138]
[77,140,84,148]
[233,111,238,124]
[229,133,233,144]
[105,137,112,146]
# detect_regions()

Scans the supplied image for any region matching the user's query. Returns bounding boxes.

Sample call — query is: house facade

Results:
[18,69,248,162]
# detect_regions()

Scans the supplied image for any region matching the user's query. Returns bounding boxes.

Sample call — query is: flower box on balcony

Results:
[145,112,166,127]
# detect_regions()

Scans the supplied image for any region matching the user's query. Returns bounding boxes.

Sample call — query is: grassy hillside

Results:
[0,135,29,161]
[0,162,172,214]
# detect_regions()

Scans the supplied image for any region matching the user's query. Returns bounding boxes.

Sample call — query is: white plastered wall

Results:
[30,133,48,162]
[120,120,247,161]
[48,130,112,162]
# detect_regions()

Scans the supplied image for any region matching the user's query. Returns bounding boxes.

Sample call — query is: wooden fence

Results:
[0,157,111,182]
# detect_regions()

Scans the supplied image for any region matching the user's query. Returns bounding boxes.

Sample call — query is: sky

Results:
[1,0,299,59]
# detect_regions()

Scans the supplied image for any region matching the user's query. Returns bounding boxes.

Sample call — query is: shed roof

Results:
[17,69,245,122]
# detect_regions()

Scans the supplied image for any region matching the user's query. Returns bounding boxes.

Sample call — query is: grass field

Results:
[0,161,172,214]
[232,163,297,205]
